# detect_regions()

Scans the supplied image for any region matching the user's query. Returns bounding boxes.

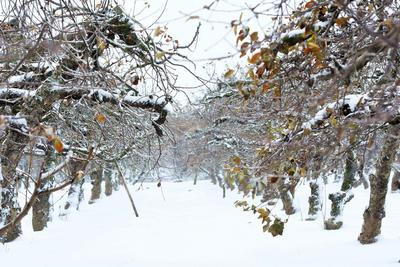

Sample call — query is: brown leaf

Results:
[248,52,261,64]
[335,17,349,27]
[262,83,270,93]
[224,69,235,79]
[250,32,259,42]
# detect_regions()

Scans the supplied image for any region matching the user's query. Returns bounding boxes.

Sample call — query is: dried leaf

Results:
[335,17,349,27]
[53,138,64,153]
[155,51,166,59]
[154,26,164,37]
[96,37,107,54]
[248,52,261,64]
[250,32,259,42]
[95,113,106,124]
[299,167,307,177]
[224,69,235,79]
[304,0,315,9]
[262,83,270,93]
[186,15,200,21]
[303,128,312,136]
[268,219,284,236]
[330,116,338,127]
[273,86,281,98]
[232,156,241,165]
[75,170,84,181]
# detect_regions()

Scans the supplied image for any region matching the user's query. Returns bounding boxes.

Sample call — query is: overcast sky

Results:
[121,0,278,103]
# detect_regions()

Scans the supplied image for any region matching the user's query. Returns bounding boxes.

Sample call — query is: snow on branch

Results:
[302,94,370,131]
[0,86,171,124]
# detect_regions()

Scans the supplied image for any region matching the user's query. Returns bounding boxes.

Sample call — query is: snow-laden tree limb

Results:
[0,86,171,129]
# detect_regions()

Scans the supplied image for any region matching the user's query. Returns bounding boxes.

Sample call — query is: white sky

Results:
[121,0,278,104]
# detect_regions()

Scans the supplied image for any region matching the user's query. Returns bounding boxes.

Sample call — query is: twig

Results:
[115,160,139,217]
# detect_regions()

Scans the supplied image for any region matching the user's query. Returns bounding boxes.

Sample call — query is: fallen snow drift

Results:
[1,181,399,267]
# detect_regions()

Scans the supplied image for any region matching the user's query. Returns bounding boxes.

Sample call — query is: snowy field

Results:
[1,180,399,267]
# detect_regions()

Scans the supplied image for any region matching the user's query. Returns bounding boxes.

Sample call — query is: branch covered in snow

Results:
[0,86,171,127]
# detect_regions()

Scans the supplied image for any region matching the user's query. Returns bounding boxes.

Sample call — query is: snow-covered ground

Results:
[1,180,399,267]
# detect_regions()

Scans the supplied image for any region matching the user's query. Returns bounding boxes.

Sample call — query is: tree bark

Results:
[391,168,400,192]
[63,158,87,212]
[324,149,356,230]
[0,129,29,243]
[89,165,103,204]
[341,150,357,191]
[324,191,354,230]
[306,181,321,221]
[358,125,400,244]
[277,177,296,215]
[32,154,53,232]
[104,164,113,197]
[32,191,51,231]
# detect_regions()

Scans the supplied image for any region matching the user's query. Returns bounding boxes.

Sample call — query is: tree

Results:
[0,0,197,242]
[193,0,400,240]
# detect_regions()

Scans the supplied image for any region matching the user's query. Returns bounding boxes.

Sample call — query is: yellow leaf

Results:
[224,69,235,79]
[233,166,241,173]
[154,26,164,37]
[330,116,338,127]
[75,170,84,181]
[273,86,281,98]
[233,24,238,35]
[96,37,107,54]
[299,167,307,177]
[246,68,256,80]
[95,113,106,124]
[155,51,166,59]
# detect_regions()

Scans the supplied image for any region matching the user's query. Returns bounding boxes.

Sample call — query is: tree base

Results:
[324,218,343,230]
[358,209,382,244]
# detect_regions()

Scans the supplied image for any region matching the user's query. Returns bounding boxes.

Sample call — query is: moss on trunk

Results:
[358,125,400,244]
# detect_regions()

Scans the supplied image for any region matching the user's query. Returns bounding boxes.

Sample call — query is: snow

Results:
[302,94,369,130]
[8,116,29,132]
[0,180,399,266]
[124,95,168,106]
[7,72,35,84]
[89,89,113,102]
[281,29,305,39]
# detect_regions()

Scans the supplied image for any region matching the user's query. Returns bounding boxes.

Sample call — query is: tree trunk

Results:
[193,169,198,185]
[306,181,321,221]
[89,165,103,204]
[324,149,356,230]
[358,125,400,244]
[277,177,296,215]
[391,168,400,192]
[0,129,29,243]
[32,192,51,231]
[104,164,113,197]
[63,158,87,212]
[324,191,354,230]
[32,154,53,232]
[341,150,356,191]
